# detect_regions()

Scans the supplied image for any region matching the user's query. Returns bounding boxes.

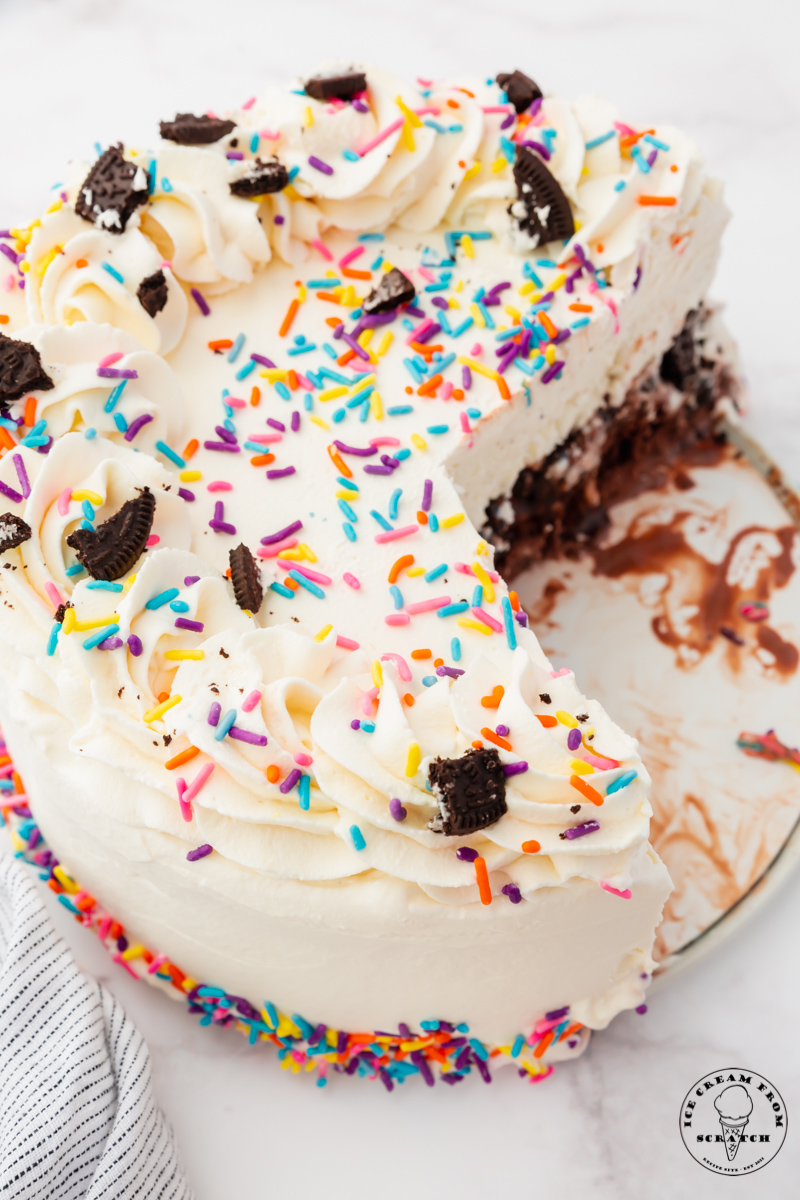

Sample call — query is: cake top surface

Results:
[0,62,707,905]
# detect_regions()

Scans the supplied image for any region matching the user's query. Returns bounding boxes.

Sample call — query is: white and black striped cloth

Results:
[0,855,193,1199]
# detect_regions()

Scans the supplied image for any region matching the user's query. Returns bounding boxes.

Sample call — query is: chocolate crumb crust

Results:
[428,747,507,836]
[511,146,575,247]
[496,70,543,113]
[362,267,416,315]
[230,158,289,198]
[137,270,168,317]
[159,113,236,145]
[484,307,738,576]
[0,333,54,404]
[304,72,367,102]
[0,513,32,552]
[66,488,156,581]
[229,543,263,613]
[75,144,149,234]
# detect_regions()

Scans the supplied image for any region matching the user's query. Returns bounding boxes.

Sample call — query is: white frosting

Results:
[141,144,273,292]
[0,435,190,623]
[227,69,705,269]
[9,323,183,445]
[0,64,733,1041]
[24,206,187,353]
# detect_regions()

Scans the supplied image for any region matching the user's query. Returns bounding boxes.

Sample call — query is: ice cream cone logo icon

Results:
[714,1085,754,1161]
[680,1068,787,1175]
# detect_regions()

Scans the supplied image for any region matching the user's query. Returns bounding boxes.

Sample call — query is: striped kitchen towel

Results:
[0,854,193,1199]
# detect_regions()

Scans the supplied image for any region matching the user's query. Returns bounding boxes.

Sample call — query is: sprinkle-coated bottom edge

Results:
[0,734,589,1088]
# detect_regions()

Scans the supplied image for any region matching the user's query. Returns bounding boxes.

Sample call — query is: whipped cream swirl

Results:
[8,323,183,446]
[0,435,190,637]
[25,206,187,354]
[141,144,274,293]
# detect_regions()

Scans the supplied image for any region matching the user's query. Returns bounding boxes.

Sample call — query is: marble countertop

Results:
[1,0,799,1195]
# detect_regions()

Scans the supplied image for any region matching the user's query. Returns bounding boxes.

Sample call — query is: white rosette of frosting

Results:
[235,67,446,235]
[0,434,190,652]
[571,95,623,179]
[446,88,587,242]
[444,78,520,232]
[24,205,187,354]
[233,68,508,237]
[232,65,383,198]
[310,637,653,902]
[18,548,252,849]
[51,589,371,879]
[140,143,273,292]
[535,96,586,203]
[55,549,251,765]
[7,323,183,446]
[565,120,707,278]
[157,622,372,879]
[231,75,377,181]
[263,189,326,266]
[0,246,26,326]
[393,81,485,233]
[302,68,438,230]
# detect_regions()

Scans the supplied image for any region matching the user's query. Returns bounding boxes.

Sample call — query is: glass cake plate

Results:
[512,412,800,986]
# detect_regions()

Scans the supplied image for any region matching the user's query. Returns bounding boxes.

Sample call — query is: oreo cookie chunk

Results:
[75,144,150,234]
[510,146,575,247]
[0,513,31,552]
[229,543,262,613]
[428,747,507,836]
[304,71,367,102]
[54,601,72,624]
[361,267,416,316]
[66,487,155,581]
[159,113,236,145]
[137,270,168,318]
[230,158,289,198]
[496,70,543,114]
[0,332,54,404]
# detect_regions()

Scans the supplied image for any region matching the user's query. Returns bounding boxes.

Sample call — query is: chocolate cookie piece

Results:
[75,144,150,235]
[229,543,262,613]
[0,332,54,404]
[428,747,507,836]
[304,71,367,102]
[496,70,543,114]
[361,267,416,315]
[66,487,155,581]
[137,270,168,318]
[0,513,32,552]
[54,601,72,624]
[229,158,289,198]
[660,307,703,390]
[510,146,575,247]
[159,113,236,145]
